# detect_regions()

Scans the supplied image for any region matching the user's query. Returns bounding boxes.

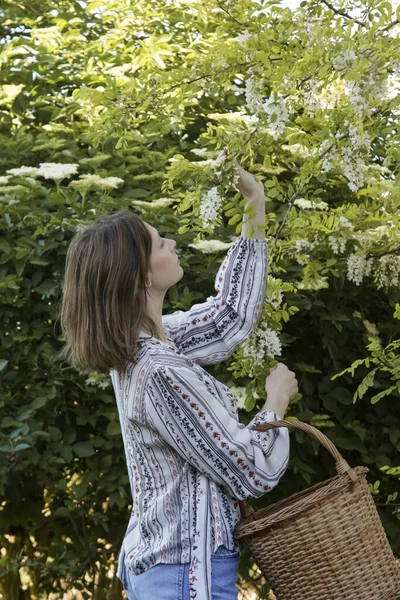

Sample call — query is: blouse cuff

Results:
[247,410,287,453]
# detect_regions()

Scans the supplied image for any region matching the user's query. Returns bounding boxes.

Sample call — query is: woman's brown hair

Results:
[55,208,160,375]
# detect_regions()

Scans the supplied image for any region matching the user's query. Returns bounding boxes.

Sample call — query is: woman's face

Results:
[144,222,183,292]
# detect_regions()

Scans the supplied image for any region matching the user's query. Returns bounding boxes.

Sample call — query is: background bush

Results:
[0,0,399,598]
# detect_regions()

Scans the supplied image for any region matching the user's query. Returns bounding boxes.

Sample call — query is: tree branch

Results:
[379,19,400,33]
[320,0,367,28]
[215,0,246,27]
[366,245,400,259]
[5,0,40,16]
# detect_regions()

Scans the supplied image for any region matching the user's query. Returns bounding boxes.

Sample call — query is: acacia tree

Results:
[0,0,399,598]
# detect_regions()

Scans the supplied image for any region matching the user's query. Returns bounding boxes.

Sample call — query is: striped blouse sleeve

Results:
[145,363,290,500]
[162,236,268,365]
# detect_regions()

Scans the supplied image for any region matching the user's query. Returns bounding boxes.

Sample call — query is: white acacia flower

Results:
[190,148,210,157]
[295,239,315,252]
[317,83,343,110]
[340,147,368,192]
[281,143,313,159]
[228,385,247,409]
[363,320,381,342]
[190,159,215,167]
[373,255,400,289]
[338,216,354,229]
[269,289,284,308]
[332,50,356,71]
[297,276,329,290]
[343,80,368,116]
[0,176,10,184]
[347,254,373,285]
[237,31,251,45]
[263,96,290,140]
[242,326,282,375]
[245,75,264,114]
[294,198,329,210]
[199,187,223,230]
[302,79,322,116]
[328,236,347,254]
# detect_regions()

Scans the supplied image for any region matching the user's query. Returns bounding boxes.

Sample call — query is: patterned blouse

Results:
[109,236,290,600]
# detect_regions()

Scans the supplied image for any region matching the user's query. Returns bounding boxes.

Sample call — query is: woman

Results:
[59,158,298,600]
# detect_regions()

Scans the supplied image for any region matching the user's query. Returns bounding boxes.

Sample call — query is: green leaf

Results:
[0,239,11,253]
[0,359,9,372]
[32,396,47,409]
[54,506,70,518]
[370,386,396,405]
[106,421,121,436]
[14,443,31,452]
[73,442,96,457]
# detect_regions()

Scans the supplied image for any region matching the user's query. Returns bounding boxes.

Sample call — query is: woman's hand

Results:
[262,363,299,419]
[215,150,264,199]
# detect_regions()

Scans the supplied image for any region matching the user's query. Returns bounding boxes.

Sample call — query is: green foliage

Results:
[1,0,400,599]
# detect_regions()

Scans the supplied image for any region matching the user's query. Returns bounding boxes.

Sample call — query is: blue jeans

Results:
[123,547,240,600]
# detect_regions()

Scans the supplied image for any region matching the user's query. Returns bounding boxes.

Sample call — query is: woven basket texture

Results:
[236,420,400,600]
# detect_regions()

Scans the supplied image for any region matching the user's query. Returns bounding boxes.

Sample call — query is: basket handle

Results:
[239,419,358,520]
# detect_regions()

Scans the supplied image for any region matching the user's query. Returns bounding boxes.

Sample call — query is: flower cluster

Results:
[320,138,337,172]
[295,239,315,253]
[85,375,110,389]
[245,75,264,114]
[228,385,247,409]
[188,239,235,253]
[332,50,356,72]
[6,166,40,178]
[199,187,223,230]
[132,197,176,210]
[318,83,344,111]
[373,255,400,289]
[297,276,329,291]
[346,253,373,285]
[262,96,290,140]
[236,31,251,46]
[4,163,125,193]
[363,320,382,342]
[343,80,369,117]
[37,163,79,181]
[340,147,368,192]
[294,198,329,210]
[337,215,354,229]
[302,79,322,117]
[242,325,282,376]
[328,236,347,254]
[190,147,210,157]
[320,122,371,192]
[69,173,124,193]
[266,279,284,309]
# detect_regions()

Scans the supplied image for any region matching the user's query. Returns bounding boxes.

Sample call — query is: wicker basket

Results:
[236,420,400,600]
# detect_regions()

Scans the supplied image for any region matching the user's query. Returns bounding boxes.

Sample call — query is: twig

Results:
[320,0,367,28]
[274,184,306,244]
[379,19,400,33]
[5,0,40,16]
[215,0,246,27]
[366,245,400,259]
